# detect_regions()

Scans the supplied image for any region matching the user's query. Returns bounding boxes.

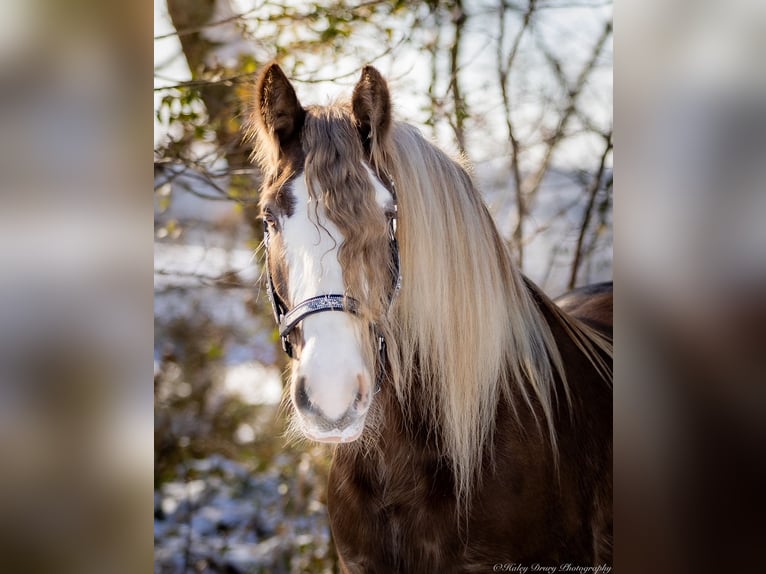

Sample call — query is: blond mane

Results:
[366,122,612,501]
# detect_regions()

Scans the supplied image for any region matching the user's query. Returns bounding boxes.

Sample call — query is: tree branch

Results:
[497,0,537,265]
[568,130,612,288]
[447,0,468,154]
[526,18,612,207]
[155,6,261,41]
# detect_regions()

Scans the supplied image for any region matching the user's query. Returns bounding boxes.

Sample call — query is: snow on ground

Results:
[154,453,334,574]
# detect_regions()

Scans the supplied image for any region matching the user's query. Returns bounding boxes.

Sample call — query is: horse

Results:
[250,63,613,572]
[554,281,613,329]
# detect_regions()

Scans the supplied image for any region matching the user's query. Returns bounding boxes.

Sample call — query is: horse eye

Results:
[262,209,278,229]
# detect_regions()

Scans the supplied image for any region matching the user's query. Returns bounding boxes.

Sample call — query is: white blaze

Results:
[279,167,394,437]
[281,175,367,421]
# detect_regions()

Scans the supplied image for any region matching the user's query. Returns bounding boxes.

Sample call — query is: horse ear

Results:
[254,63,305,156]
[351,66,391,155]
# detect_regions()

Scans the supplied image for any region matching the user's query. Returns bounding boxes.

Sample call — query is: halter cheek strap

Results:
[262,171,401,389]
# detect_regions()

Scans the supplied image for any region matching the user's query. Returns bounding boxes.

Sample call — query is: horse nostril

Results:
[295,376,311,411]
[353,373,370,412]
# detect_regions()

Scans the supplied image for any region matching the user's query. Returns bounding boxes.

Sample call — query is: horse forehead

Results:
[283,165,392,220]
[283,175,344,243]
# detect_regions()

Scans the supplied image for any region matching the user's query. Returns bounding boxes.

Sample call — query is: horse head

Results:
[252,63,399,443]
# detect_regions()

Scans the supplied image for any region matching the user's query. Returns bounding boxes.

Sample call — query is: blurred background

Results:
[153,1,612,571]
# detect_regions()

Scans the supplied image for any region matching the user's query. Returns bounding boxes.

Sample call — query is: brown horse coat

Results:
[251,63,613,573]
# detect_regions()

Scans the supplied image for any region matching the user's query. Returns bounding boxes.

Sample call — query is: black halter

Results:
[262,172,401,388]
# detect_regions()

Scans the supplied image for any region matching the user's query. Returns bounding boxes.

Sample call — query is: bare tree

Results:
[155,0,613,287]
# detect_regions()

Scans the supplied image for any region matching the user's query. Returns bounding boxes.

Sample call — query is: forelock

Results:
[302,104,392,322]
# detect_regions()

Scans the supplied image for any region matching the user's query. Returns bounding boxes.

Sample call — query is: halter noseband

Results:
[262,171,401,388]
